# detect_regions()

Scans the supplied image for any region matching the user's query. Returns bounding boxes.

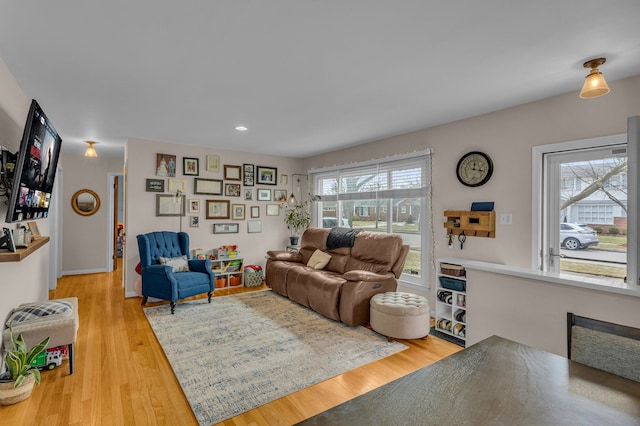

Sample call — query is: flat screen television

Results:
[5,99,62,223]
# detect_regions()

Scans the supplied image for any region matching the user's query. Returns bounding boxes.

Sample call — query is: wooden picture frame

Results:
[225,183,241,197]
[156,153,177,177]
[250,206,260,218]
[27,221,40,238]
[256,166,277,185]
[183,157,199,176]
[145,178,164,192]
[194,178,223,195]
[274,189,288,202]
[247,220,262,233]
[156,194,185,216]
[224,164,242,181]
[266,204,280,216]
[213,223,239,234]
[206,155,220,172]
[168,179,187,194]
[257,189,271,201]
[206,199,230,219]
[243,164,255,186]
[232,204,246,220]
[188,199,200,213]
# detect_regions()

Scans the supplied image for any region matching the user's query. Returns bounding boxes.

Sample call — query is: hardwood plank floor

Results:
[0,264,461,425]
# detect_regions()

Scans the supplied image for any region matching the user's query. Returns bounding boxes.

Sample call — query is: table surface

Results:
[298,335,640,425]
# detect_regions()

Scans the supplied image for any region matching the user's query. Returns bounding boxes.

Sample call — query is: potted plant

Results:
[0,324,49,405]
[283,195,320,245]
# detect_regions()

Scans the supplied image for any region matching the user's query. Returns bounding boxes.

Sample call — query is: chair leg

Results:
[68,343,74,375]
[170,302,176,314]
[141,296,148,306]
[208,291,212,303]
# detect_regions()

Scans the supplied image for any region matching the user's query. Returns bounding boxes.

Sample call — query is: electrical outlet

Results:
[500,213,512,225]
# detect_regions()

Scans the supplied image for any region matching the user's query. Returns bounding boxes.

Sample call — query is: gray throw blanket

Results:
[326,227,362,250]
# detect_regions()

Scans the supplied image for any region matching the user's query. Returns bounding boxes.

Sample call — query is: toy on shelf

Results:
[218,245,239,259]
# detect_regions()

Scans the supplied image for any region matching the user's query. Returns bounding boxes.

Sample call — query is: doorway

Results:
[107,173,124,274]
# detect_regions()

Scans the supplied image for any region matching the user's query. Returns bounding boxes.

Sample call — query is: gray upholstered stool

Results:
[370,292,430,340]
[3,297,79,375]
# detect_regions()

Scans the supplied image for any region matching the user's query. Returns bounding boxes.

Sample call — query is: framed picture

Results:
[266,204,280,216]
[274,189,288,202]
[257,166,277,185]
[189,216,200,228]
[244,189,253,200]
[257,189,271,201]
[250,206,260,218]
[183,157,199,176]
[27,221,40,238]
[188,199,200,213]
[224,164,242,180]
[232,204,246,220]
[156,153,177,177]
[206,199,230,219]
[247,220,262,233]
[168,179,187,193]
[146,178,164,192]
[243,164,255,186]
[225,183,241,197]
[213,223,239,234]
[281,174,288,185]
[156,194,185,216]
[206,155,220,172]
[194,178,223,195]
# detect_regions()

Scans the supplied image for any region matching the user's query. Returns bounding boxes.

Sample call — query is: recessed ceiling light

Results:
[235,125,248,131]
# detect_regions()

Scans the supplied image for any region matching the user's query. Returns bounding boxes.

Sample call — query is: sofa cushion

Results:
[307,249,332,270]
[159,255,190,272]
[6,300,73,326]
[346,231,403,273]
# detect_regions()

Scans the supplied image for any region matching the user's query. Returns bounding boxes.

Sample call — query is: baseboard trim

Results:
[63,268,107,276]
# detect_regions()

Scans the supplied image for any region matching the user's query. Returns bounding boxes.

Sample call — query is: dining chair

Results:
[567,312,640,382]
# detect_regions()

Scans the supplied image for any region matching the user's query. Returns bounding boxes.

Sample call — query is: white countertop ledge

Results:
[440,258,640,298]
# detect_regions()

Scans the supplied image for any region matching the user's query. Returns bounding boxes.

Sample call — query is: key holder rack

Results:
[444,210,495,238]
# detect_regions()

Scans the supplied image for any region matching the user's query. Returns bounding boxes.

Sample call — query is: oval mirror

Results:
[71,189,101,216]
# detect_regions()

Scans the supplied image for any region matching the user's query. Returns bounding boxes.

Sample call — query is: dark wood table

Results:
[298,335,640,425]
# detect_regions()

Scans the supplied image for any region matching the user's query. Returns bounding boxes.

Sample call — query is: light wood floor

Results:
[0,264,461,425]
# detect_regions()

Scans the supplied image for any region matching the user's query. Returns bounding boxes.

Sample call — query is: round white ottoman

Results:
[370,292,430,340]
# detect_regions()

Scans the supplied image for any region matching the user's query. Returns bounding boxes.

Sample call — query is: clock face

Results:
[456,151,493,187]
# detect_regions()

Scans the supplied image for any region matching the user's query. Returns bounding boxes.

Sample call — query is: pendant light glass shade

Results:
[84,141,98,157]
[579,58,610,99]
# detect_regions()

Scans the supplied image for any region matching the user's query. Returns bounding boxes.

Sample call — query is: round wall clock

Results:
[456,151,494,187]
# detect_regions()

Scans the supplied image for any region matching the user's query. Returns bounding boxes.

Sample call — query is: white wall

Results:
[302,74,640,352]
[124,137,303,296]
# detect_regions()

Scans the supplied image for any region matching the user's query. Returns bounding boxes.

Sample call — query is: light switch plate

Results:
[500,213,513,225]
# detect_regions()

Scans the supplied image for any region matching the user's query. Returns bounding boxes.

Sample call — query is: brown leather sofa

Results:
[266,227,409,326]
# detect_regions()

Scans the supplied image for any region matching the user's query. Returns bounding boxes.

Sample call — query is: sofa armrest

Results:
[188,259,212,274]
[266,250,302,262]
[343,270,395,282]
[143,264,174,278]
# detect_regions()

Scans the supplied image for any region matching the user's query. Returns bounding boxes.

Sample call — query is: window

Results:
[311,151,431,285]
[576,205,615,225]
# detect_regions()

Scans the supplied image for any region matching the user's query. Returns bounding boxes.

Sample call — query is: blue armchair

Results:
[136,231,215,314]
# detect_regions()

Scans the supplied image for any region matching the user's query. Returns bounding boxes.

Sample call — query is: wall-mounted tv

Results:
[5,99,62,223]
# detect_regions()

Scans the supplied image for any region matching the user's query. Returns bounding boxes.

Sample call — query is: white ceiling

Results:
[1,1,639,158]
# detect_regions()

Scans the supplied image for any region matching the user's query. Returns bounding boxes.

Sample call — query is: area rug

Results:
[144,290,407,425]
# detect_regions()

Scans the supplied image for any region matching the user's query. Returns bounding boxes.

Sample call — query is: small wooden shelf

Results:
[444,210,495,238]
[0,236,50,262]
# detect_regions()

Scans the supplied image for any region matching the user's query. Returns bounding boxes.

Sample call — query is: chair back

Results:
[567,312,640,382]
[137,231,190,267]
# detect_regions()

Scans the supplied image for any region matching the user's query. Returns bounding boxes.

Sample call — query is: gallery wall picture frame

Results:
[224,164,242,181]
[27,221,40,238]
[213,223,239,234]
[206,199,230,219]
[281,174,288,185]
[244,189,253,200]
[250,206,260,218]
[206,155,220,172]
[256,166,277,185]
[156,153,177,177]
[156,194,185,216]
[266,204,280,216]
[188,199,200,213]
[243,163,255,186]
[274,189,288,202]
[257,188,271,201]
[194,178,223,195]
[225,183,241,197]
[168,179,187,193]
[232,204,246,220]
[247,220,262,233]
[189,216,200,227]
[146,178,164,192]
[183,157,199,176]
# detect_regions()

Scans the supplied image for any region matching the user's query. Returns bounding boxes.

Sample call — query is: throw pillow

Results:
[307,249,331,270]
[159,255,190,272]
[6,300,73,326]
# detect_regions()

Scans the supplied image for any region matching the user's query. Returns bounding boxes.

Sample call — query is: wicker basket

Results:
[440,263,465,277]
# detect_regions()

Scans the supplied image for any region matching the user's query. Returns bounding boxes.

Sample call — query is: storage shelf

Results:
[0,236,50,262]
[444,210,495,238]
[436,259,467,345]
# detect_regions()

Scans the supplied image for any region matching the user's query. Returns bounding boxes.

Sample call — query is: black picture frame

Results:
[256,166,277,185]
[243,163,255,186]
[225,183,241,197]
[183,157,199,176]
[146,178,165,192]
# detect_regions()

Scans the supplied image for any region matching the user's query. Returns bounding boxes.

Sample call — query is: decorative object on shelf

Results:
[156,194,185,217]
[257,188,271,201]
[232,204,246,220]
[206,155,220,172]
[206,200,230,219]
[224,164,242,181]
[225,183,241,197]
[250,206,260,218]
[188,199,200,213]
[247,220,262,233]
[266,204,280,216]
[71,189,100,216]
[0,324,49,405]
[213,223,239,234]
[194,178,223,195]
[84,141,98,158]
[283,194,320,243]
[456,151,493,187]
[256,166,277,185]
[156,153,177,177]
[579,57,610,99]
[243,164,254,186]
[146,178,164,192]
[27,221,40,239]
[168,179,186,194]
[183,157,199,176]
[218,245,239,258]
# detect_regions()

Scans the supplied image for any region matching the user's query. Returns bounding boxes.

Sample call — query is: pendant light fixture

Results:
[579,58,610,99]
[84,141,98,157]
